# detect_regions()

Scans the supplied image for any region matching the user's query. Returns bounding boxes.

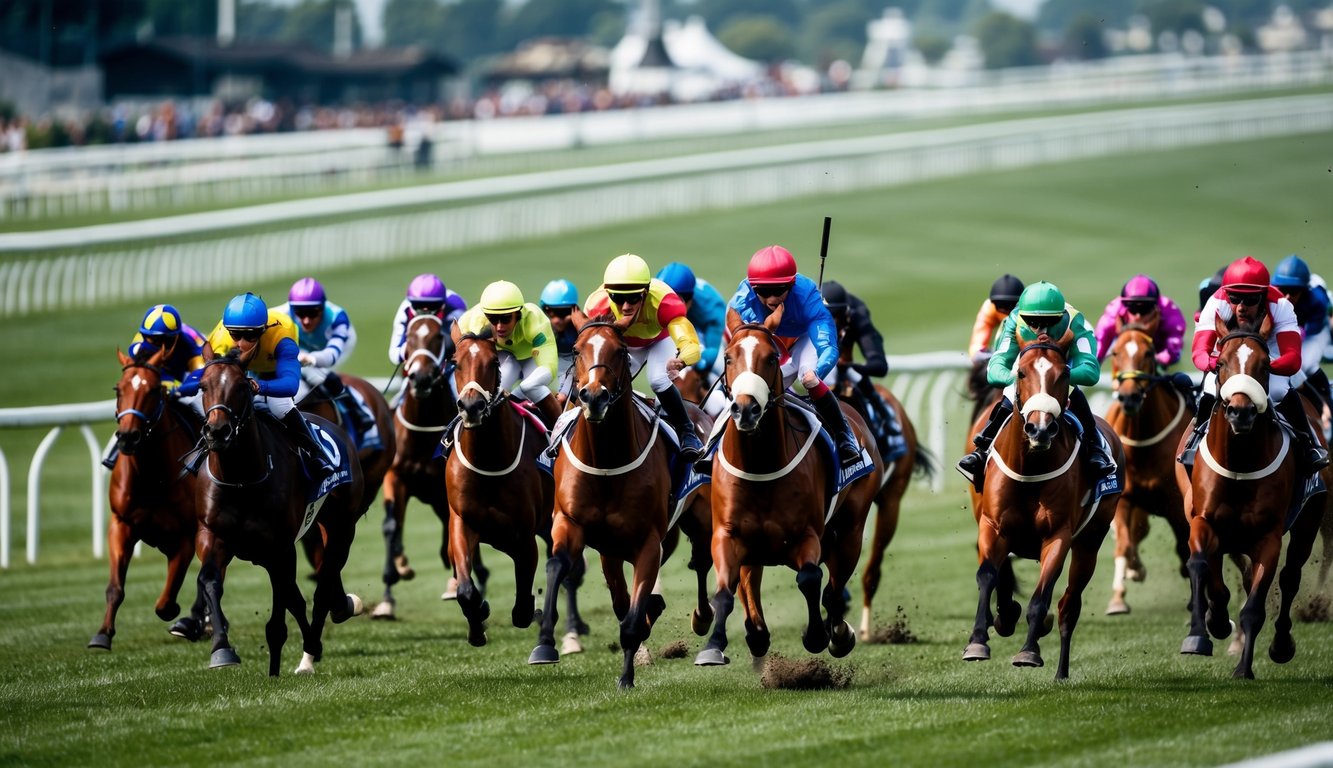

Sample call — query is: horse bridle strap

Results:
[1119,389,1188,447]
[561,416,660,476]
[395,408,449,432]
[1199,428,1290,480]
[204,453,273,487]
[716,421,820,482]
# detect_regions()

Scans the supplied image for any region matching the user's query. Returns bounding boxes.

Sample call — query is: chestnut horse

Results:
[194,347,365,675]
[1176,314,1328,678]
[529,318,675,688]
[964,329,1122,680]
[89,346,206,650]
[695,311,880,667]
[1103,324,1192,615]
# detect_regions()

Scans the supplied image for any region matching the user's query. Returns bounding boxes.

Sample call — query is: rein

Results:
[722,323,786,422]
[1118,388,1188,447]
[562,322,657,475]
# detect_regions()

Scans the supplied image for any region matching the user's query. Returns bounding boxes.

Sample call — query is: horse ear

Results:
[449,320,463,346]
[763,301,785,331]
[1055,325,1076,349]
[117,347,132,367]
[725,307,744,335]
[201,342,216,362]
[1214,311,1230,339]
[1258,310,1274,338]
[147,343,168,368]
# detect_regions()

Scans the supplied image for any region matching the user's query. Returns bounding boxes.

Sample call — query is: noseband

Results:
[201,356,255,451]
[405,315,450,396]
[1111,329,1167,392]
[115,361,167,437]
[575,322,633,409]
[722,324,785,422]
[456,336,505,423]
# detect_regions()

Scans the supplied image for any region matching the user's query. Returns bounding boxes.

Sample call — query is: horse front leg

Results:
[373,472,411,619]
[511,528,540,630]
[1054,508,1112,680]
[1106,497,1135,615]
[88,516,136,650]
[696,522,742,667]
[1181,515,1221,656]
[169,577,209,642]
[682,500,715,637]
[618,536,665,689]
[1233,534,1282,679]
[792,534,827,655]
[859,486,901,641]
[1013,534,1071,669]
[562,553,589,655]
[738,566,769,663]
[529,516,581,664]
[965,526,1009,661]
[197,534,239,669]
[448,510,489,647]
[822,526,861,659]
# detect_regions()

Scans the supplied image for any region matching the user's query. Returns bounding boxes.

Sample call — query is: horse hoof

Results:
[828,622,857,659]
[210,648,241,668]
[618,676,635,690]
[1127,568,1146,583]
[467,627,488,648]
[293,652,316,675]
[1269,636,1296,664]
[168,618,204,641]
[155,602,181,621]
[802,628,829,655]
[561,632,584,655]
[962,643,990,662]
[691,608,712,637]
[634,646,652,667]
[87,633,112,651]
[694,648,730,666]
[1227,634,1244,657]
[1012,650,1043,668]
[1105,598,1131,616]
[528,644,560,665]
[1180,635,1213,656]
[370,601,396,620]
[337,594,363,622]
[394,555,415,581]
[1232,666,1256,680]
[994,601,1021,637]
[751,654,767,673]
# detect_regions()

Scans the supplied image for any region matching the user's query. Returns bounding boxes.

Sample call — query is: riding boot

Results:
[655,385,703,462]
[1277,394,1330,473]
[957,397,1013,484]
[1309,368,1333,411]
[280,408,336,489]
[1171,372,1200,410]
[856,376,900,437]
[326,373,371,439]
[532,393,562,431]
[1178,391,1216,465]
[102,444,120,470]
[1069,387,1116,478]
[811,390,861,469]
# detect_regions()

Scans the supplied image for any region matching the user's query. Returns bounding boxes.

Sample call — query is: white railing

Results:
[3,94,1331,319]
[0,354,1134,568]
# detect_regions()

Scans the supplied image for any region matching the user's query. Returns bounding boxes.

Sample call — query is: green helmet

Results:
[1016,281,1066,316]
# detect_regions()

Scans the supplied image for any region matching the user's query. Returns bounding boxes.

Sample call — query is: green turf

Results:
[1,130,1331,767]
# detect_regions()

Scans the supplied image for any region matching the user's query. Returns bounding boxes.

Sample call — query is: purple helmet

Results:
[407,273,447,303]
[1120,274,1160,301]
[288,277,326,307]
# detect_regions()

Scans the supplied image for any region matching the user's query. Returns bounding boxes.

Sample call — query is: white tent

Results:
[610,14,763,100]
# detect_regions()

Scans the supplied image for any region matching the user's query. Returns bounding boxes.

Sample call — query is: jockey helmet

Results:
[1015,282,1066,330]
[989,274,1024,303]
[223,293,269,331]
[1120,274,1160,300]
[747,245,797,285]
[480,280,524,314]
[1272,254,1311,289]
[820,280,849,312]
[139,304,183,337]
[1222,256,1270,293]
[406,273,447,303]
[539,279,579,309]
[603,254,652,290]
[655,262,697,299]
[288,277,326,306]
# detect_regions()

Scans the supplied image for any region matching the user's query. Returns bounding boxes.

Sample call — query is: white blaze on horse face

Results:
[1236,344,1253,372]
[1218,344,1269,412]
[730,336,771,407]
[1125,340,1139,362]
[584,334,608,391]
[1020,356,1063,419]
[130,373,145,391]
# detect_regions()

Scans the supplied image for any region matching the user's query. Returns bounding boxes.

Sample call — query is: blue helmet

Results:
[656,262,697,299]
[139,304,183,337]
[539,279,579,308]
[223,292,269,330]
[1272,254,1310,289]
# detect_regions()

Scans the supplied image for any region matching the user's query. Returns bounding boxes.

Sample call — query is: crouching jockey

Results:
[1179,256,1328,472]
[457,280,563,430]
[178,292,336,486]
[820,279,901,446]
[1272,254,1333,411]
[278,277,371,438]
[958,281,1117,487]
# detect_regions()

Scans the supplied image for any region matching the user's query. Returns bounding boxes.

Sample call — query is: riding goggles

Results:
[409,302,444,317]
[1122,300,1155,315]
[544,306,574,319]
[1226,292,1263,307]
[485,311,517,325]
[292,305,323,319]
[1018,313,1060,330]
[227,328,263,342]
[606,290,645,306]
[753,282,793,299]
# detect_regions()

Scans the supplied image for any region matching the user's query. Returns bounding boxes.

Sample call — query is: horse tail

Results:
[912,441,937,482]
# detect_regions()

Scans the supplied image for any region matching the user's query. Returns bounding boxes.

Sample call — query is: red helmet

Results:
[1221,256,1270,292]
[747,245,798,285]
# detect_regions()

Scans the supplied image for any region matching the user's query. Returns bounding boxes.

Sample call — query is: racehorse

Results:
[1176,313,1328,679]
[444,328,556,646]
[964,329,1122,680]
[1102,324,1192,615]
[89,346,206,650]
[529,317,676,688]
[193,346,365,675]
[695,309,880,667]
[666,366,719,638]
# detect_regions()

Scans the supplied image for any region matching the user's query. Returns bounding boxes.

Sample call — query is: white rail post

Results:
[27,426,63,564]
[0,444,9,568]
[80,424,106,559]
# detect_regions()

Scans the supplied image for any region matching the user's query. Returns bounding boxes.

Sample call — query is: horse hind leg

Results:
[859,486,902,641]
[618,543,665,690]
[1013,538,1072,670]
[561,554,589,655]
[739,567,770,662]
[796,563,829,655]
[1054,519,1109,681]
[1234,538,1281,679]
[169,579,209,642]
[1269,506,1321,665]
[1106,499,1135,616]
[992,556,1022,637]
[448,514,490,647]
[964,560,1002,661]
[373,491,410,620]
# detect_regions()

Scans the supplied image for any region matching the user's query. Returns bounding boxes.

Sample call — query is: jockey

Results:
[1195,266,1226,321]
[819,279,900,446]
[177,292,335,486]
[127,303,208,390]
[276,277,370,437]
[968,274,1024,362]
[388,273,468,367]
[1093,274,1188,366]
[581,253,705,460]
[957,281,1117,485]
[656,261,730,417]
[1180,256,1327,472]
[538,278,587,386]
[724,245,860,468]
[1272,254,1333,409]
[455,280,563,428]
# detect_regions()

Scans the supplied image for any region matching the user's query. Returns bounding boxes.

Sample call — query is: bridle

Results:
[115,360,167,443]
[1015,339,1068,419]
[200,356,256,453]
[722,323,785,424]
[455,334,506,425]
[403,314,452,399]
[573,321,634,411]
[1111,326,1169,393]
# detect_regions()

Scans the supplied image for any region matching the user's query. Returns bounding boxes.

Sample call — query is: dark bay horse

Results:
[89,347,206,650]
[530,317,674,688]
[695,310,880,667]
[1176,314,1328,679]
[194,346,365,675]
[964,329,1122,680]
[1103,324,1191,615]
[665,364,720,640]
[445,328,554,646]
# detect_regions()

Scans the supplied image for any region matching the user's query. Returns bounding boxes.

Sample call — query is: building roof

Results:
[99,37,456,77]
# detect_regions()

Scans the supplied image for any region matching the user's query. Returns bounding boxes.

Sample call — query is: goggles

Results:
[1226,292,1263,307]
[227,328,263,342]
[753,282,793,299]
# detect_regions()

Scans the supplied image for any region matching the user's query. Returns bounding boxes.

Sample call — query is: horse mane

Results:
[1119,322,1153,336]
[460,329,493,342]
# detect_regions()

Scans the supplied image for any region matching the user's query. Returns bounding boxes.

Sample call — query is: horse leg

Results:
[1272,500,1326,664]
[602,556,630,622]
[696,524,742,667]
[155,535,195,622]
[683,501,715,637]
[993,556,1022,636]
[1107,498,1134,616]
[859,486,901,640]
[1054,516,1110,681]
[530,518,582,664]
[88,516,136,650]
[511,530,540,630]
[795,561,828,655]
[562,554,589,654]
[1233,534,1282,679]
[737,566,770,662]
[374,475,410,619]
[262,550,305,677]
[448,511,490,647]
[618,536,665,689]
[1163,487,1193,580]
[198,537,239,668]
[1181,516,1220,656]
[169,578,209,642]
[1013,535,1072,669]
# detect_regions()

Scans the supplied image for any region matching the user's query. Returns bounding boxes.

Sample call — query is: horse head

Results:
[1214,311,1273,435]
[723,305,785,432]
[1110,324,1157,416]
[572,314,633,423]
[1014,327,1075,451]
[404,314,449,400]
[198,344,258,452]
[113,344,168,455]
[451,325,502,428]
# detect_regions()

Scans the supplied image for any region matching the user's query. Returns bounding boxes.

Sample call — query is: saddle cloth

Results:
[297,423,356,541]
[333,386,382,451]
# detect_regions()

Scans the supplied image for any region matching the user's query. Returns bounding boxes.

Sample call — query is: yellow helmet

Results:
[479,280,524,313]
[603,254,651,289]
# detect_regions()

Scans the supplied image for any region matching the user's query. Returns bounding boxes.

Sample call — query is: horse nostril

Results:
[578,388,590,404]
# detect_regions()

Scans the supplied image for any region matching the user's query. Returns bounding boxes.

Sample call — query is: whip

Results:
[817,216,832,290]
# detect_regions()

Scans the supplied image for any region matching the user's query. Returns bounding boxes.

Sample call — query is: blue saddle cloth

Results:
[305,422,356,504]
[862,398,907,464]
[1287,470,1327,533]
[331,390,382,452]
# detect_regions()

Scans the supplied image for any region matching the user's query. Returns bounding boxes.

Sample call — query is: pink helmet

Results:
[1120,274,1160,301]
[288,277,326,306]
[1221,256,1270,292]
[407,273,447,302]
[747,245,798,285]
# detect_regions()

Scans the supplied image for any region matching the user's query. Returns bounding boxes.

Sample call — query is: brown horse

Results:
[964,329,1122,680]
[89,347,206,650]
[664,365,719,639]
[194,346,365,675]
[695,311,880,667]
[1176,314,1328,678]
[1102,324,1192,615]
[529,317,675,688]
